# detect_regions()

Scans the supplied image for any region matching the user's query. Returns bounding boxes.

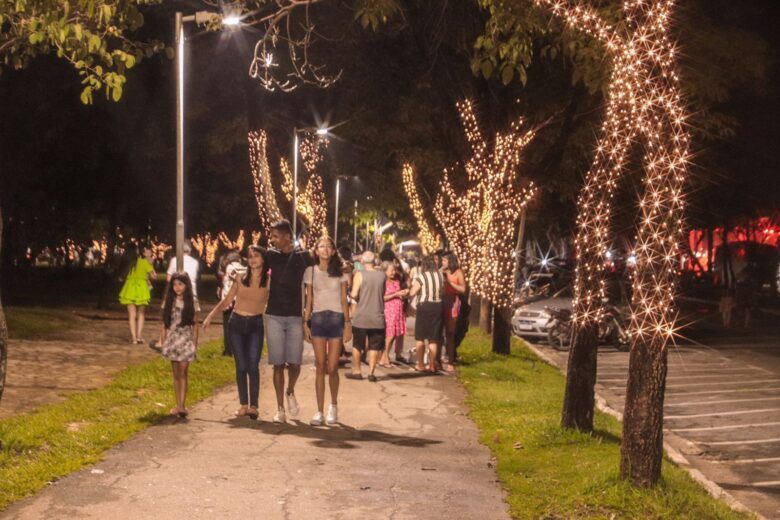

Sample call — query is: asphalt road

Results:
[522,305,780,519]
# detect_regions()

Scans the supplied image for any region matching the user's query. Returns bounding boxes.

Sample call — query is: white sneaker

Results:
[326,405,338,425]
[273,409,286,424]
[286,392,300,417]
[310,411,324,426]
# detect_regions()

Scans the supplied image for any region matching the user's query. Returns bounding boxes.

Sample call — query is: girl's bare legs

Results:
[444,316,457,369]
[414,340,426,370]
[428,342,439,372]
[380,335,393,366]
[127,304,138,342]
[327,339,342,405]
[136,305,146,341]
[313,338,328,413]
[393,335,405,361]
[171,361,190,414]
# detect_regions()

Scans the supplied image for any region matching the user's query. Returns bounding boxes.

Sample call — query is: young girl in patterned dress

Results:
[160,273,198,418]
[380,261,408,367]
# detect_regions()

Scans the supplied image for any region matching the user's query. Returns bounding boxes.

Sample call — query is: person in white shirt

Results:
[166,242,201,311]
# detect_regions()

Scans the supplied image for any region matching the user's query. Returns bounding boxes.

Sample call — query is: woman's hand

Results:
[343,322,353,343]
[202,317,211,333]
[303,321,313,343]
[399,289,409,298]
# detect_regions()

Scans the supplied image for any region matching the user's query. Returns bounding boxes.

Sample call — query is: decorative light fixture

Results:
[401,163,440,253]
[248,130,283,233]
[535,0,690,345]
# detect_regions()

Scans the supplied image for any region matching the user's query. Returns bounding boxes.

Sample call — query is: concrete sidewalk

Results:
[2,350,509,519]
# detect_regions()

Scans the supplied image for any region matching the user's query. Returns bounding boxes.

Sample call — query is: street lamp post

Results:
[334,177,341,244]
[174,11,239,272]
[353,200,358,253]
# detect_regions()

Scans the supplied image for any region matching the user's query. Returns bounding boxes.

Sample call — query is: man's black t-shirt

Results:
[265,248,315,317]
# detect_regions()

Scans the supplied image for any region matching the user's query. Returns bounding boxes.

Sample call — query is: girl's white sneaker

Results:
[310,411,324,426]
[326,405,338,425]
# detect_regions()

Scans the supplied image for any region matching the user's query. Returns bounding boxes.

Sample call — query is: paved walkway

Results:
[2,347,509,519]
[526,330,780,519]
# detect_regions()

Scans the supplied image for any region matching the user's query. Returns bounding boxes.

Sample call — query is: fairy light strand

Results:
[248,130,283,232]
[401,163,440,253]
[535,0,690,346]
[433,99,538,308]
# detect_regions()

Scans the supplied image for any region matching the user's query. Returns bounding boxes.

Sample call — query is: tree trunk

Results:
[0,203,7,403]
[479,298,492,333]
[561,322,599,431]
[620,336,668,486]
[491,305,511,355]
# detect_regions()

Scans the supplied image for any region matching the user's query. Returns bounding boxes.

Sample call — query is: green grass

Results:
[0,340,234,510]
[457,331,749,520]
[4,307,76,339]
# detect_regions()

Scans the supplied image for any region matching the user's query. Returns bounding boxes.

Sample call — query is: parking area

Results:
[526,326,780,519]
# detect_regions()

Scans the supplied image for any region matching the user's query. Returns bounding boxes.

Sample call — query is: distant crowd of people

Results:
[115,220,469,423]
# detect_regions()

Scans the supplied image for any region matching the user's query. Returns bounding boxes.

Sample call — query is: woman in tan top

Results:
[203,245,269,420]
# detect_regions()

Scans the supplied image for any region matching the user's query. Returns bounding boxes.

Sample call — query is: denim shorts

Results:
[265,314,304,366]
[310,310,345,339]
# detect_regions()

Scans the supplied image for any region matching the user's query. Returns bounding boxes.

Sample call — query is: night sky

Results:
[1,0,778,257]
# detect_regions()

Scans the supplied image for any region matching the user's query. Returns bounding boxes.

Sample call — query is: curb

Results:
[522,340,765,520]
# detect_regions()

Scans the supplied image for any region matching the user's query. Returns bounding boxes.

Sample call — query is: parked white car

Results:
[511,287,572,338]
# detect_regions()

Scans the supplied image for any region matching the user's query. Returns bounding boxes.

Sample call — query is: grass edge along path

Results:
[457,331,750,520]
[0,340,234,510]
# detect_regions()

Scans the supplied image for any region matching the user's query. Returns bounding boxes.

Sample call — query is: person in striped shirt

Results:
[409,256,444,372]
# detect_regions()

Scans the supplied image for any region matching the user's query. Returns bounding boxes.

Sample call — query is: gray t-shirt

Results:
[352,270,386,329]
[303,266,348,314]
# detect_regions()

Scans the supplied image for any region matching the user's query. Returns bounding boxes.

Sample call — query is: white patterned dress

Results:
[162,300,196,362]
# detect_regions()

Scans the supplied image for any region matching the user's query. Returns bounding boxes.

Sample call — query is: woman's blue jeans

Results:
[228,314,264,408]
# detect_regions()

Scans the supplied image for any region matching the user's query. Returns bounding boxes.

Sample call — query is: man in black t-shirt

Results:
[265,220,315,424]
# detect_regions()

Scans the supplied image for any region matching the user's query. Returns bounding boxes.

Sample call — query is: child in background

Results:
[160,273,198,418]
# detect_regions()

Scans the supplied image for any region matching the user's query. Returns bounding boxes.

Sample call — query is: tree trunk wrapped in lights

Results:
[434,99,537,352]
[280,133,329,245]
[218,231,245,252]
[249,130,283,233]
[401,163,440,254]
[536,0,690,486]
[191,233,219,267]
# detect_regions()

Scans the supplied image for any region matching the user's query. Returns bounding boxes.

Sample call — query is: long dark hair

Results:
[242,245,269,288]
[314,236,344,277]
[116,241,141,281]
[163,272,195,328]
[443,252,460,271]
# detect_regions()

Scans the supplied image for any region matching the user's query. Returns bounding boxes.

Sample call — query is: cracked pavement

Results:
[2,345,509,519]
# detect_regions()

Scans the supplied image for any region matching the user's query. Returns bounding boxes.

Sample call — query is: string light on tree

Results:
[251,231,262,245]
[151,240,172,262]
[433,99,538,307]
[218,230,245,251]
[279,133,329,243]
[535,0,691,484]
[401,163,440,253]
[534,0,690,347]
[191,233,219,266]
[248,130,283,232]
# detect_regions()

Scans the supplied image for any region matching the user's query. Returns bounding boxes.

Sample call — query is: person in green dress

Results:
[118,242,156,344]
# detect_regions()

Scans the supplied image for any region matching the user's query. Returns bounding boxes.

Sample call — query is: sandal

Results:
[178,409,189,418]
[413,365,427,373]
[235,407,248,417]
[247,408,259,420]
[345,373,363,380]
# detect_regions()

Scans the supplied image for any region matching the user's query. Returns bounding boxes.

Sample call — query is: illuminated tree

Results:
[248,130,283,233]
[535,0,690,485]
[434,99,538,352]
[401,163,440,253]
[280,133,329,244]
[191,233,219,267]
